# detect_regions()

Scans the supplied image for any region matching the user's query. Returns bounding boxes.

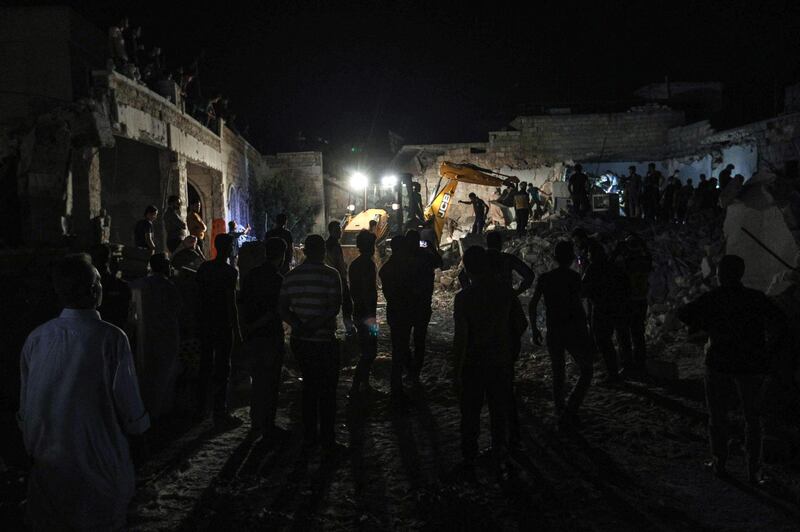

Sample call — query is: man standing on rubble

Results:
[453,246,527,474]
[568,165,590,217]
[677,255,787,483]
[458,192,489,234]
[513,182,532,234]
[380,235,416,404]
[611,233,652,374]
[642,163,662,221]
[529,241,594,427]
[674,178,694,224]
[624,166,642,218]
[406,229,443,382]
[581,241,632,382]
[486,230,534,447]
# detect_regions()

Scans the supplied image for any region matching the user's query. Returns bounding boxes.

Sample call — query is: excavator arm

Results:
[424,161,519,244]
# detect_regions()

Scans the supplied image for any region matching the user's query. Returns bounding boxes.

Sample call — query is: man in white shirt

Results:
[18,253,150,530]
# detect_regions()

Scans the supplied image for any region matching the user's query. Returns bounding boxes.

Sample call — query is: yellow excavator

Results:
[341,161,518,262]
[424,161,519,244]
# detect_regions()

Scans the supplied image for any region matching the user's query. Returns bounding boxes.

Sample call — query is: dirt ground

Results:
[125,292,800,532]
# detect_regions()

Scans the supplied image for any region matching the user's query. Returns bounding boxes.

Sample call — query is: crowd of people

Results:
[569,162,746,222]
[16,178,788,528]
[107,17,243,135]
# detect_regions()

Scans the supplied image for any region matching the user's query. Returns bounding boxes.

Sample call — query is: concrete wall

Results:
[99,137,163,247]
[510,109,685,162]
[262,151,325,234]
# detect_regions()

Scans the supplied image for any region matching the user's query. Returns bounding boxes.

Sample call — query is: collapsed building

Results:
[389,85,800,291]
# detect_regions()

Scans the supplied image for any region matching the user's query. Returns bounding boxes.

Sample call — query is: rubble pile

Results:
[435,212,727,343]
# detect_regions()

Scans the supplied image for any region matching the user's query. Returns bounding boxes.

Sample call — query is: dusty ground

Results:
[125,292,800,532]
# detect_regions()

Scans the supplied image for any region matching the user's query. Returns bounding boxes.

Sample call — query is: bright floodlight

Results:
[347,204,356,212]
[381,174,398,188]
[349,172,368,191]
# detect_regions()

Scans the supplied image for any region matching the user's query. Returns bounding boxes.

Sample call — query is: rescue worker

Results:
[513,182,532,235]
[677,255,787,483]
[529,241,594,427]
[458,192,489,234]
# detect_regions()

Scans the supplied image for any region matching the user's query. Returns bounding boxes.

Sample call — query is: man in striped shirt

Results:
[279,234,342,452]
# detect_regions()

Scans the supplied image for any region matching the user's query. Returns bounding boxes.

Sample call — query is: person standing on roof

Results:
[458,192,489,234]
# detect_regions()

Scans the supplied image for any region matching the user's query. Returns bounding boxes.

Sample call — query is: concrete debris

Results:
[437,210,727,347]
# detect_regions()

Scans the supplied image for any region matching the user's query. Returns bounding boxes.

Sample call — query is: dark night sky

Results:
[24,1,800,159]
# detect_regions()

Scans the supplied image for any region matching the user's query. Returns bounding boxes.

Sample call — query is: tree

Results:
[249,170,321,241]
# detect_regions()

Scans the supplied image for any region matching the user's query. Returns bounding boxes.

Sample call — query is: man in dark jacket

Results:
[264,213,293,274]
[195,233,242,427]
[453,246,527,471]
[611,233,652,373]
[568,165,590,217]
[677,255,787,482]
[406,229,443,382]
[241,238,286,441]
[349,230,379,396]
[326,220,354,334]
[581,240,631,382]
[380,235,416,402]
